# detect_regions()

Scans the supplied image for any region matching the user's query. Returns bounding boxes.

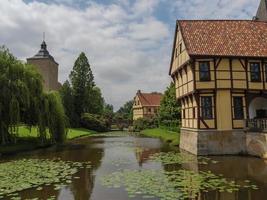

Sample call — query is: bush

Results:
[128,126,134,132]
[159,120,180,132]
[117,123,125,131]
[133,117,158,132]
[81,113,109,132]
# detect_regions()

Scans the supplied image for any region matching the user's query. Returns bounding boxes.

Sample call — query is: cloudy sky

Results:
[0,0,260,110]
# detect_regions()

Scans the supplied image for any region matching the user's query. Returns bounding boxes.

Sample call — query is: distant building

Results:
[27,41,61,91]
[169,18,267,156]
[132,90,162,120]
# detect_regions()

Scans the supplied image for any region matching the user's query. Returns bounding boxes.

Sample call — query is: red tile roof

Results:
[178,20,267,58]
[137,92,162,106]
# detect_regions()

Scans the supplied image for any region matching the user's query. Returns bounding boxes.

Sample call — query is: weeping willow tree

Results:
[0,46,67,145]
[46,92,67,144]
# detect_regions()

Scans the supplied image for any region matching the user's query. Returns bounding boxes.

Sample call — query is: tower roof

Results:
[28,41,57,64]
[256,0,267,21]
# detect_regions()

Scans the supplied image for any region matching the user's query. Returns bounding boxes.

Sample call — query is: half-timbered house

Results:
[132,90,162,120]
[169,17,267,155]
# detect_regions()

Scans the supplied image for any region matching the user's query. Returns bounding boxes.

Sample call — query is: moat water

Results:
[2,132,267,200]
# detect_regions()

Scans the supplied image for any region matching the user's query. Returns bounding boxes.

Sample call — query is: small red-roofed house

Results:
[132,90,162,120]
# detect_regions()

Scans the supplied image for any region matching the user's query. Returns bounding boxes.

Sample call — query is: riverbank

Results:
[140,128,180,146]
[0,127,97,155]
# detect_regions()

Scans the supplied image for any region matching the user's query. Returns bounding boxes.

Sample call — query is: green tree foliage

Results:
[116,100,133,121]
[133,117,158,132]
[89,87,104,115]
[103,104,114,129]
[46,92,67,144]
[103,104,114,117]
[115,100,133,129]
[158,82,181,131]
[69,52,95,117]
[0,46,67,145]
[65,52,105,128]
[59,80,76,127]
[159,82,180,120]
[81,113,108,132]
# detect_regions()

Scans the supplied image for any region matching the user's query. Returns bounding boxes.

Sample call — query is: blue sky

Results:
[0,0,261,109]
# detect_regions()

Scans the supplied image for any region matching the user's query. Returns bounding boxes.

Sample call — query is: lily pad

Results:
[0,158,90,198]
[101,169,258,200]
[149,152,217,165]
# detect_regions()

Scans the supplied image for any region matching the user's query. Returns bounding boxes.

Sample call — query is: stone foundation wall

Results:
[180,129,198,155]
[246,133,267,159]
[180,128,248,156]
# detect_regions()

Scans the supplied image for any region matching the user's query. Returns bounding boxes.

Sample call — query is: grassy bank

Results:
[0,126,97,155]
[17,126,97,139]
[67,128,98,139]
[140,128,180,146]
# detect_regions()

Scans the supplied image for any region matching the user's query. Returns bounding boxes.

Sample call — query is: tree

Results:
[89,87,104,115]
[69,52,95,118]
[103,104,114,117]
[158,82,181,130]
[116,100,133,121]
[115,100,134,129]
[0,46,67,145]
[59,80,77,127]
[103,104,114,129]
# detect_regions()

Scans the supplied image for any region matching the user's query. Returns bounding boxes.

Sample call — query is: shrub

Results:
[128,126,134,132]
[159,120,180,132]
[81,113,109,132]
[133,117,158,132]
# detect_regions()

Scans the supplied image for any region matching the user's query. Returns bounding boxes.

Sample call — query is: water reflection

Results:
[1,133,267,200]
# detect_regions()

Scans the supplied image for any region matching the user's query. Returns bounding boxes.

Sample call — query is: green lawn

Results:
[140,128,180,146]
[17,126,97,140]
[0,126,97,155]
[67,128,97,139]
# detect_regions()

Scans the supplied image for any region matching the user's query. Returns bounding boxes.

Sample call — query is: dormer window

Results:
[199,61,211,81]
[250,62,261,82]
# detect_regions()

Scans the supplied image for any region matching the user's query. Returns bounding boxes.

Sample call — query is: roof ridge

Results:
[140,92,162,95]
[177,20,267,25]
[176,19,266,23]
[177,19,264,22]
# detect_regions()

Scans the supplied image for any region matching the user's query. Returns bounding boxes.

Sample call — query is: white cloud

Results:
[0,0,261,109]
[171,0,259,19]
[131,0,159,16]
[0,0,171,110]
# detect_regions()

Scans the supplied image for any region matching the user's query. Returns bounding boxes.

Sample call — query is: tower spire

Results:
[43,32,45,42]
